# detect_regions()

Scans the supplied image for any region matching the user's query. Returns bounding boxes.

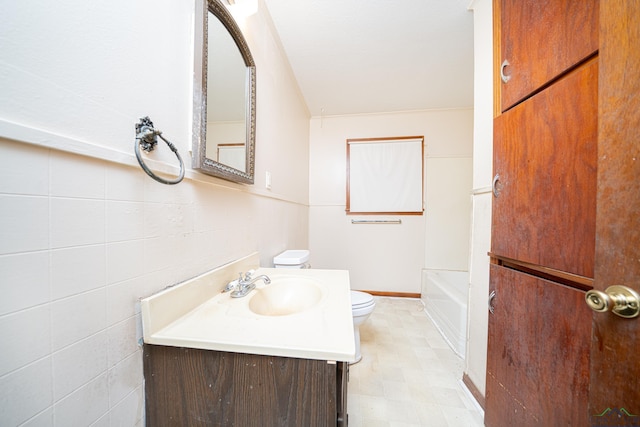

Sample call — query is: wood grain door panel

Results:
[489,2,640,426]
[492,59,597,278]
[588,1,640,422]
[485,265,592,426]
[499,0,599,111]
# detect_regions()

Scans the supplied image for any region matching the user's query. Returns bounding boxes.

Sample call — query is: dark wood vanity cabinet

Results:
[143,344,349,426]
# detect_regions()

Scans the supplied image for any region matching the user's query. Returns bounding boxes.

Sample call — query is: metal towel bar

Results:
[351,219,402,225]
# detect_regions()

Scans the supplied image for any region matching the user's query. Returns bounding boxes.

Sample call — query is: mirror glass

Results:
[193,0,256,184]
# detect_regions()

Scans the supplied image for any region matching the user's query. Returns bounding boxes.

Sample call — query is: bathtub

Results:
[422,269,469,358]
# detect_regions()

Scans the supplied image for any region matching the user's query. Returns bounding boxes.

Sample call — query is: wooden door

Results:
[492,59,597,278]
[487,1,640,426]
[498,0,598,111]
[588,1,640,424]
[485,266,592,426]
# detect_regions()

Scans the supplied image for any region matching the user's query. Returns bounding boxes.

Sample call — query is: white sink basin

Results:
[249,277,324,316]
[141,264,355,361]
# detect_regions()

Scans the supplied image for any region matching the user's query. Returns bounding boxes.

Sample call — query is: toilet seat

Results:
[351,290,375,311]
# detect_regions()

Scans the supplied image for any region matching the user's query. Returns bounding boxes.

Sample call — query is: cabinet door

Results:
[492,59,597,278]
[498,0,598,111]
[485,265,592,426]
[143,346,340,426]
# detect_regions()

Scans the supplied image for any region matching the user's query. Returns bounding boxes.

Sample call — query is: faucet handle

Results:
[239,270,256,283]
[222,278,239,293]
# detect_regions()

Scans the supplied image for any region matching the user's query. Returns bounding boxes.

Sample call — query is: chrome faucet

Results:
[223,271,271,298]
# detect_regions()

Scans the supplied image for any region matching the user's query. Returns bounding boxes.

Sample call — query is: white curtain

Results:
[348,138,423,213]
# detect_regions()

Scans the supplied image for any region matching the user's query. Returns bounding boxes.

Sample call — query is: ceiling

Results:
[262,0,475,117]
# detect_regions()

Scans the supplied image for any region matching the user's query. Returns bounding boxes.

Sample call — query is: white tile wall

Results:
[106,201,145,243]
[106,318,139,368]
[106,277,147,326]
[52,332,109,401]
[0,358,53,426]
[0,142,49,196]
[107,353,143,406]
[51,289,107,351]
[50,245,106,300]
[50,152,106,199]
[108,386,144,427]
[0,195,49,254]
[53,374,109,427]
[21,408,53,427]
[105,164,145,202]
[50,198,105,248]
[105,241,145,285]
[0,306,51,376]
[0,252,49,314]
[0,139,309,425]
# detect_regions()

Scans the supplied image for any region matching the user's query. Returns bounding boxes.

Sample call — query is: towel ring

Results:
[134,116,185,185]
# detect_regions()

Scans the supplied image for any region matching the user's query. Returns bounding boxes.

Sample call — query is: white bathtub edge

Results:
[422,269,469,358]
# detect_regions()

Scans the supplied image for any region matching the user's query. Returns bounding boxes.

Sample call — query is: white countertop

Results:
[141,261,356,362]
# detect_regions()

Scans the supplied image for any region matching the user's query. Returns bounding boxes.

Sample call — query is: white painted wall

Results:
[465,0,494,398]
[0,0,310,425]
[308,109,473,293]
[424,157,473,271]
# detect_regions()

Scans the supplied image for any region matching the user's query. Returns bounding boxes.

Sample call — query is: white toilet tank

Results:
[273,250,310,269]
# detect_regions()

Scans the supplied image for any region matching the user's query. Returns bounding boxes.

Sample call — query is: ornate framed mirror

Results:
[193,0,256,184]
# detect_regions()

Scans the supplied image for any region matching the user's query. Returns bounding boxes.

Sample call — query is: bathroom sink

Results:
[249,277,324,316]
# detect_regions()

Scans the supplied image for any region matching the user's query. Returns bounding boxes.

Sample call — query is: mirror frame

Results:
[193,0,256,184]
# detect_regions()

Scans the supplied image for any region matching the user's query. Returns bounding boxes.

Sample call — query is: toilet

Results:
[272,249,311,269]
[273,250,376,364]
[349,289,376,363]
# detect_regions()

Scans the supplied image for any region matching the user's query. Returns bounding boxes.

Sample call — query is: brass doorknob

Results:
[585,286,640,318]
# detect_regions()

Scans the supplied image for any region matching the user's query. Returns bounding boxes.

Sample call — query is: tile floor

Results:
[347,297,485,427]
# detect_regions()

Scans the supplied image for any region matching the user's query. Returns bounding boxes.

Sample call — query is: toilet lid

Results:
[351,291,374,308]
